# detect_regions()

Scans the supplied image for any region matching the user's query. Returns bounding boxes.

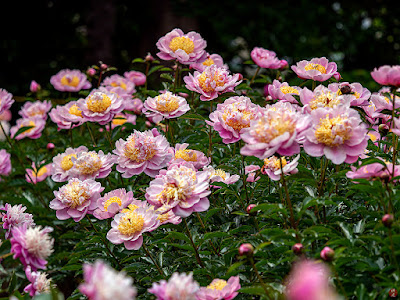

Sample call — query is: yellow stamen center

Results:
[175,149,198,162]
[110,81,127,90]
[222,107,253,131]
[280,86,299,95]
[202,58,214,66]
[61,154,77,171]
[75,153,102,175]
[118,211,145,236]
[104,196,122,211]
[309,92,341,110]
[264,156,287,171]
[198,71,225,93]
[34,166,48,178]
[87,93,112,113]
[157,212,170,223]
[60,75,80,87]
[207,279,227,291]
[169,36,195,54]
[68,104,82,117]
[121,204,139,213]
[213,169,227,180]
[315,115,351,147]
[65,182,89,208]
[124,137,156,162]
[255,116,295,143]
[155,94,180,112]
[22,121,36,134]
[304,63,326,74]
[112,115,128,126]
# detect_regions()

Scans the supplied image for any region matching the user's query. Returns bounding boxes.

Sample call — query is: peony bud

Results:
[145,53,154,62]
[266,95,273,101]
[239,243,254,256]
[46,143,55,150]
[87,68,96,76]
[246,204,257,215]
[382,214,394,228]
[320,246,335,262]
[30,80,41,93]
[292,243,304,255]
[279,59,288,69]
[333,71,341,81]
[100,63,108,70]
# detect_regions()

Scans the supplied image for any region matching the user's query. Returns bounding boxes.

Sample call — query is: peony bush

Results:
[0,27,400,299]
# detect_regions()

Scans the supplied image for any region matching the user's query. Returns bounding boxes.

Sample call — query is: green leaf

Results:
[12,125,35,139]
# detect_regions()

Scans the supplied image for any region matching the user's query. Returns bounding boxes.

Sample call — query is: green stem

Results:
[183,219,204,268]
[196,212,220,256]
[249,257,272,299]
[69,129,74,148]
[142,241,164,277]
[332,264,348,300]
[312,80,316,90]
[279,156,296,229]
[104,124,114,148]
[249,67,261,86]
[388,228,400,274]
[86,122,97,147]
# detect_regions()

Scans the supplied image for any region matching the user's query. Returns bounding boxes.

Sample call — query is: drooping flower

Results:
[124,71,146,86]
[148,272,200,300]
[261,155,300,181]
[26,161,52,184]
[143,91,190,120]
[191,53,228,72]
[371,65,400,87]
[168,143,210,170]
[196,276,241,300]
[50,69,92,92]
[49,178,104,222]
[203,165,240,186]
[245,165,261,182]
[10,117,46,140]
[0,149,12,178]
[327,82,371,107]
[267,80,302,104]
[102,74,136,94]
[206,96,261,144]
[49,99,86,130]
[156,28,207,65]
[107,203,159,250]
[113,128,172,178]
[251,47,282,69]
[0,203,35,239]
[0,88,15,114]
[80,89,124,125]
[51,146,88,182]
[299,85,351,113]
[24,266,52,297]
[69,150,115,180]
[240,102,310,159]
[184,65,242,101]
[19,100,52,120]
[10,224,54,271]
[303,106,369,165]
[93,189,135,220]
[79,260,137,300]
[291,57,338,82]
[145,162,210,217]
[284,260,338,300]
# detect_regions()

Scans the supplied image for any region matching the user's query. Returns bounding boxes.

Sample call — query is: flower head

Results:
[261,155,300,181]
[206,96,261,144]
[19,100,52,120]
[0,89,15,114]
[50,69,91,92]
[93,189,135,220]
[69,150,115,180]
[26,161,52,184]
[10,117,46,140]
[79,260,137,300]
[346,158,399,181]
[204,165,240,187]
[0,149,11,178]
[184,65,241,101]
[1,203,35,239]
[11,224,54,270]
[299,85,351,113]
[102,74,136,94]
[240,102,310,159]
[168,143,210,170]
[49,100,86,130]
[50,178,104,222]
[108,112,137,129]
[143,91,190,119]
[51,146,88,182]
[245,165,261,182]
[124,71,146,86]
[371,65,400,87]
[24,266,52,297]
[291,57,338,82]
[196,276,240,300]
[148,272,199,300]
[107,203,159,250]
[251,47,282,69]
[267,80,302,104]
[328,82,371,107]
[113,128,172,178]
[30,81,41,93]
[191,53,228,72]
[156,28,207,65]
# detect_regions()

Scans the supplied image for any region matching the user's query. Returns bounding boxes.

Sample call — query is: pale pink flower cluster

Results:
[267,80,302,104]
[24,266,52,297]
[124,70,146,86]
[197,276,241,300]
[346,159,400,181]
[299,85,351,113]
[93,188,135,220]
[191,53,228,72]
[51,146,88,182]
[102,74,136,94]
[69,150,115,180]
[148,272,199,300]
[328,82,371,107]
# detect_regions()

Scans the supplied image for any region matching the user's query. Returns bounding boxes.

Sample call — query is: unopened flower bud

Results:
[266,95,273,101]
[239,243,254,256]
[145,53,154,62]
[320,246,335,262]
[87,68,96,76]
[382,214,394,228]
[279,59,288,69]
[292,243,303,255]
[237,73,243,81]
[30,80,41,93]
[100,63,108,70]
[333,72,341,81]
[46,143,55,150]
[246,204,257,215]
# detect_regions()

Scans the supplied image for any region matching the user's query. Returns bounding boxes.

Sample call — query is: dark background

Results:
[1,0,399,97]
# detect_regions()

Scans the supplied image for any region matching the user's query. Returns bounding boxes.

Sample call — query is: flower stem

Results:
[195,212,220,256]
[183,219,204,268]
[173,63,180,93]
[249,256,272,299]
[86,122,97,147]
[104,124,114,148]
[279,156,296,229]
[388,227,400,274]
[142,241,164,277]
[249,67,261,86]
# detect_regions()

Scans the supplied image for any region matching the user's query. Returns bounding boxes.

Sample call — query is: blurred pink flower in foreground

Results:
[196,276,240,300]
[148,272,199,300]
[24,266,52,297]
[0,203,35,239]
[371,65,400,87]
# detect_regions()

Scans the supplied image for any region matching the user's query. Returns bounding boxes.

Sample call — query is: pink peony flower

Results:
[93,188,135,220]
[26,161,52,184]
[156,28,207,65]
[320,246,335,261]
[267,80,302,104]
[148,272,200,300]
[0,121,10,141]
[24,266,52,297]
[80,89,124,125]
[204,165,240,187]
[124,98,144,114]
[69,150,115,180]
[0,89,15,114]
[261,155,299,181]
[108,112,137,129]
[102,74,136,94]
[30,81,41,93]
[206,96,261,144]
[51,146,88,182]
[113,128,172,178]
[156,209,182,225]
[124,70,146,86]
[184,65,241,101]
[285,260,338,300]
[10,117,46,140]
[191,53,228,72]
[0,203,35,239]
[245,165,261,182]
[0,109,12,122]
[143,91,190,119]
[346,159,399,181]
[49,99,86,130]
[0,149,12,178]
[145,162,211,217]
[303,106,369,165]
[106,203,159,250]
[299,85,351,113]
[240,102,310,159]
[168,143,210,170]
[370,92,400,114]
[10,224,54,271]
[251,47,282,69]
[49,178,104,222]
[50,69,91,92]
[79,260,137,300]
[328,82,371,107]
[371,65,400,87]
[291,57,338,82]
[196,276,241,300]
[19,100,52,120]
